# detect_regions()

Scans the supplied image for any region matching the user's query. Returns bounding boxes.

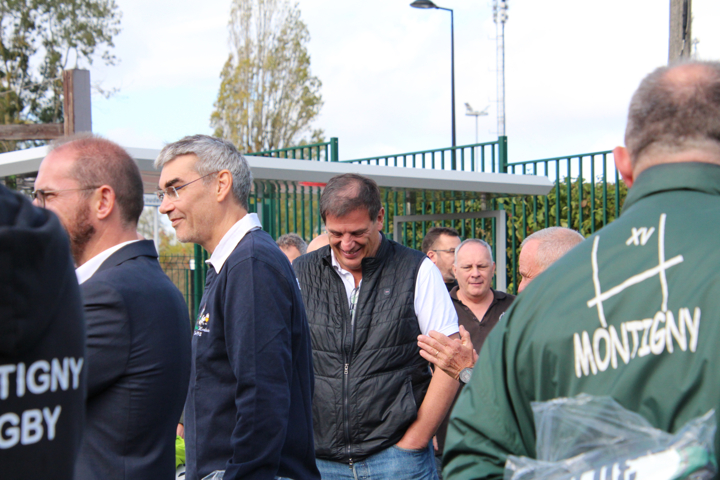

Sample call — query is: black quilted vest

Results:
[293,235,432,463]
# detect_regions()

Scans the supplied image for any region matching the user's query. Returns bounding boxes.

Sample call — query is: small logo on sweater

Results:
[383,287,392,296]
[195,306,210,337]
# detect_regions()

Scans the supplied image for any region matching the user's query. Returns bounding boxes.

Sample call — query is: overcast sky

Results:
[90,0,720,165]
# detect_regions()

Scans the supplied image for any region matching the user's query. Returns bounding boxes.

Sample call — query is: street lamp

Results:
[410,0,456,169]
[465,102,489,144]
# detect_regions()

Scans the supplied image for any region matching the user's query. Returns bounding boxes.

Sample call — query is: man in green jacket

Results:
[444,60,720,480]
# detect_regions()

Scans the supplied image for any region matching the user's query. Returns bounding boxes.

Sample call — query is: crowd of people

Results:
[2,59,720,480]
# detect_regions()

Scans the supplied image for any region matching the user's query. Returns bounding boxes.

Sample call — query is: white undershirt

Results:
[330,251,459,336]
[206,213,262,274]
[75,239,141,284]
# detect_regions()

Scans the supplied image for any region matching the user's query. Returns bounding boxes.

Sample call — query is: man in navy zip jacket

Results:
[33,135,191,480]
[0,184,86,480]
[155,135,319,480]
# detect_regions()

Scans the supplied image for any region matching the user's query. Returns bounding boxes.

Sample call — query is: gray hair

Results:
[521,227,584,272]
[276,233,307,255]
[154,135,253,210]
[626,60,720,165]
[454,238,494,265]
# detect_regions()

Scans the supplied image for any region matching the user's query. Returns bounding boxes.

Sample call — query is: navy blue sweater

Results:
[184,229,319,480]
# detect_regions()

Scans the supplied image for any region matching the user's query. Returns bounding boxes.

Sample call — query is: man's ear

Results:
[427,250,437,262]
[94,186,115,220]
[613,146,634,188]
[375,206,385,231]
[215,170,234,203]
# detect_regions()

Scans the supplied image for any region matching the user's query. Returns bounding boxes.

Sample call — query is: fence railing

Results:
[180,138,627,312]
[498,150,627,292]
[248,138,339,162]
[341,137,507,173]
[159,254,197,322]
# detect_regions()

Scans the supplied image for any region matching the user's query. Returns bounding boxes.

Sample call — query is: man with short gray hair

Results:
[417,239,515,472]
[155,135,319,480]
[277,232,307,263]
[517,227,584,293]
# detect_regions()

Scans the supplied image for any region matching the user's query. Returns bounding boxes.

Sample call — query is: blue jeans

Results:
[316,442,438,480]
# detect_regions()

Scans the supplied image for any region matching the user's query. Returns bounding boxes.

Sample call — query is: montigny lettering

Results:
[0,357,83,400]
[574,307,700,378]
[0,357,83,450]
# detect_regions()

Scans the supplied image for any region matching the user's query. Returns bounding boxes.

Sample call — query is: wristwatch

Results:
[458,367,473,384]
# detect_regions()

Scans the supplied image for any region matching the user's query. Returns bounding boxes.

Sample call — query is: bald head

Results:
[50,134,144,227]
[625,61,720,168]
[518,227,584,293]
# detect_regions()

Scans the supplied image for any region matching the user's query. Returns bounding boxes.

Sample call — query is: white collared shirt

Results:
[76,240,141,284]
[330,249,458,337]
[206,213,262,274]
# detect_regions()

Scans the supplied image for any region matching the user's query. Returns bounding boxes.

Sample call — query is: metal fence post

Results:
[193,243,204,320]
[330,137,339,162]
[498,135,508,173]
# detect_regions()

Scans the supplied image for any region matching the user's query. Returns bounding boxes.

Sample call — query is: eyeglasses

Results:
[32,186,100,208]
[156,172,219,202]
[432,249,456,255]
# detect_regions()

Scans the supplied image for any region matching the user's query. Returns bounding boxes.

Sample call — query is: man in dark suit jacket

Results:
[34,134,191,480]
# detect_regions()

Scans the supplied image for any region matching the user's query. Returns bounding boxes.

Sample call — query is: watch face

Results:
[460,368,473,384]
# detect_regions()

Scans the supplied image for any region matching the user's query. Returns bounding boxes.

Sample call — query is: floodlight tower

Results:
[493,0,508,136]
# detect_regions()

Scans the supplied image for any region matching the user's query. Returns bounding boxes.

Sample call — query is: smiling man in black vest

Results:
[293,173,460,480]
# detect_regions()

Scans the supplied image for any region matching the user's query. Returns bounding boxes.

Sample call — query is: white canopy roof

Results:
[0,145,553,198]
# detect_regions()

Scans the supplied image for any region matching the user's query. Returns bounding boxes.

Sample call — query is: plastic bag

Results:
[504,394,716,480]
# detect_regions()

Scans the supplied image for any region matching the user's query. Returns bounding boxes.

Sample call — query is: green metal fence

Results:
[500,150,627,291]
[184,137,628,314]
[159,254,197,322]
[250,138,339,162]
[342,137,507,173]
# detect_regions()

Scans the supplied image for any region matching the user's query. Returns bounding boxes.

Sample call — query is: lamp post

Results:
[464,102,489,144]
[410,0,456,170]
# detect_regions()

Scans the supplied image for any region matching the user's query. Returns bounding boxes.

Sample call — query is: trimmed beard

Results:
[68,201,95,266]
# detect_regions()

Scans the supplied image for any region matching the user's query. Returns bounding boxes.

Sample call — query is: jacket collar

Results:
[94,239,158,276]
[622,162,720,214]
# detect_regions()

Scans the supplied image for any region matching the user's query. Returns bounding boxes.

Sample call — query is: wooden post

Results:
[0,69,92,142]
[63,69,92,136]
[669,0,693,62]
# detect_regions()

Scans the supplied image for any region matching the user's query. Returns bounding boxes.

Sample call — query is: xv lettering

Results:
[626,227,655,246]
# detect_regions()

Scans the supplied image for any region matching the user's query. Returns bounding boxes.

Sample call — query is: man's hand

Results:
[418,325,478,380]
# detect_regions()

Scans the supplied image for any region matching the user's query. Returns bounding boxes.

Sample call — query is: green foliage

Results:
[0,0,121,152]
[498,177,628,292]
[211,0,323,153]
[377,176,628,294]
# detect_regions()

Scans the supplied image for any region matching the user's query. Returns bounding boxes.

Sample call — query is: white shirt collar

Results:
[330,248,362,301]
[75,239,141,284]
[206,213,262,274]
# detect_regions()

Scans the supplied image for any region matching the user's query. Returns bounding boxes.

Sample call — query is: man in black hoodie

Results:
[0,184,86,479]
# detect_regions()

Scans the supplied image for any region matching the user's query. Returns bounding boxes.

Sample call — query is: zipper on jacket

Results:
[342,286,360,462]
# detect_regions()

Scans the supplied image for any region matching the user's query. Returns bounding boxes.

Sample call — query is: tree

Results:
[0,0,121,152]
[211,0,323,153]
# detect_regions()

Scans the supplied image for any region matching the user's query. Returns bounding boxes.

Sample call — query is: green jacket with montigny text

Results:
[444,162,720,480]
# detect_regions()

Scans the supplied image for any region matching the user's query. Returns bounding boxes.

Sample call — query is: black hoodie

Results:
[0,184,86,479]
